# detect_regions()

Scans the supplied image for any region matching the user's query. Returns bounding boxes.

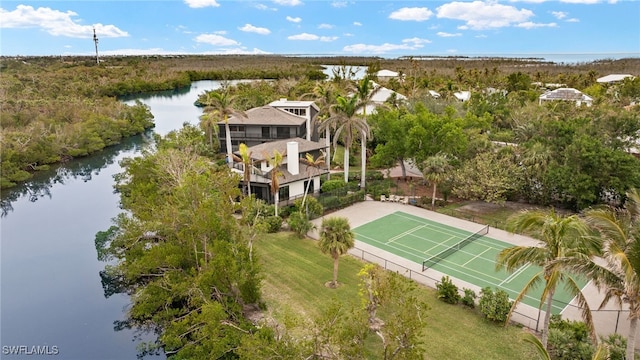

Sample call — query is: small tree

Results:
[318,217,355,288]
[478,287,513,323]
[436,276,460,304]
[288,211,315,238]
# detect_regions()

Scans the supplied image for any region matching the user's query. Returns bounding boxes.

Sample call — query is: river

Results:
[0,80,230,359]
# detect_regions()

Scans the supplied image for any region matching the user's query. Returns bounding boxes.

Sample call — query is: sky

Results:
[1,0,639,61]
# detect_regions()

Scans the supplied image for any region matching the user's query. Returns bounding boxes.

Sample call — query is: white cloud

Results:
[286,16,302,23]
[437,1,534,30]
[344,38,429,54]
[239,24,271,35]
[288,32,319,40]
[320,36,339,42]
[353,21,362,26]
[389,7,434,21]
[0,5,128,38]
[402,37,431,45]
[255,4,277,11]
[475,34,488,38]
[567,18,580,22]
[318,23,333,29]
[437,31,462,37]
[331,1,348,7]
[184,0,220,8]
[273,0,302,6]
[516,21,557,29]
[551,11,567,19]
[195,33,240,46]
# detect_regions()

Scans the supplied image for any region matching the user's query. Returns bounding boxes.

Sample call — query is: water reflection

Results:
[0,133,152,218]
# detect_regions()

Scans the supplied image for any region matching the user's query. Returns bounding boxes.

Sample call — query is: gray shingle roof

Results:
[222,106,306,126]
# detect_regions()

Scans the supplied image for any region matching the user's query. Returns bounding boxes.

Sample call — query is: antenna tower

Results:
[93,28,100,64]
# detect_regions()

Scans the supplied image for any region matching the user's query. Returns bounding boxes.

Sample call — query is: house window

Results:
[229,125,245,132]
[285,108,306,117]
[278,186,289,201]
[276,127,289,139]
[262,127,270,138]
[304,179,314,194]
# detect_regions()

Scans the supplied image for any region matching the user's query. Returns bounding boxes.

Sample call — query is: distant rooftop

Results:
[596,74,635,83]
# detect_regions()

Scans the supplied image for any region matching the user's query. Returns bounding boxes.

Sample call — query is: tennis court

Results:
[352,211,587,314]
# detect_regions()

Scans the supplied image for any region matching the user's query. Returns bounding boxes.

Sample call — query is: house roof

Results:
[428,90,441,98]
[268,98,320,111]
[454,91,471,101]
[376,69,399,77]
[596,74,634,83]
[539,88,593,102]
[237,137,327,161]
[370,83,407,103]
[223,106,306,126]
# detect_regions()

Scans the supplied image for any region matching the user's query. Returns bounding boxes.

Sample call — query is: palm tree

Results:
[300,82,337,178]
[353,77,381,189]
[200,88,246,166]
[578,188,640,360]
[421,153,452,210]
[232,143,253,196]
[318,216,355,288]
[198,106,219,150]
[496,209,597,350]
[267,149,284,217]
[300,150,325,211]
[319,95,369,184]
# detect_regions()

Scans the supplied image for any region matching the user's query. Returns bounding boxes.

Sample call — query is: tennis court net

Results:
[422,225,489,271]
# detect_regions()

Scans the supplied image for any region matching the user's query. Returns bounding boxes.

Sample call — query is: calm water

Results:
[0,80,228,359]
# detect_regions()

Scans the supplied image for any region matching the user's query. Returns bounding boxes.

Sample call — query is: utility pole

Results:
[93,27,100,64]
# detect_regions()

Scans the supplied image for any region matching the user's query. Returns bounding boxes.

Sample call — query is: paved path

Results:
[308,199,636,344]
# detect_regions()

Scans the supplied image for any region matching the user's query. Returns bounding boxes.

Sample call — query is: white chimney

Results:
[286,141,299,176]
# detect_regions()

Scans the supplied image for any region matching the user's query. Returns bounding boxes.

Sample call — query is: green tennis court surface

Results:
[353,211,587,314]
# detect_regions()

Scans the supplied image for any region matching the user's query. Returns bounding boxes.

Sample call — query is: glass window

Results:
[278,186,289,200]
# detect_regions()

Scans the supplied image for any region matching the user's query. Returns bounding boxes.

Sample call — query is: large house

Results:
[539,87,593,107]
[231,138,329,205]
[218,100,319,154]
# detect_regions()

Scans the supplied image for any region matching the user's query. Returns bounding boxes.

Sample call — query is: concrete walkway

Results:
[308,199,636,344]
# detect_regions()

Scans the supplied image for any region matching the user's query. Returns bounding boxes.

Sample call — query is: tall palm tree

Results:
[300,150,325,210]
[200,88,245,166]
[421,153,452,210]
[267,149,284,217]
[319,95,369,184]
[318,216,355,288]
[232,143,253,196]
[300,82,337,178]
[578,188,640,360]
[198,106,219,150]
[496,209,597,350]
[353,77,381,189]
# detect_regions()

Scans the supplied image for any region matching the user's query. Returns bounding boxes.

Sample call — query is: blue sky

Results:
[1,0,639,61]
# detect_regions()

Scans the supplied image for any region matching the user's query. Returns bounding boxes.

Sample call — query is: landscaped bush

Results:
[264,215,283,233]
[478,287,512,322]
[292,196,323,220]
[600,333,626,360]
[321,179,348,193]
[462,288,477,308]
[287,211,315,238]
[319,195,341,210]
[436,276,460,304]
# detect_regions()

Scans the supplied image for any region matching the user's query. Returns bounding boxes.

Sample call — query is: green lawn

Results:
[256,231,537,360]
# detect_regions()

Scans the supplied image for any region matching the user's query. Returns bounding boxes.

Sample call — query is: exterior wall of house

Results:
[288,180,306,199]
[219,124,307,153]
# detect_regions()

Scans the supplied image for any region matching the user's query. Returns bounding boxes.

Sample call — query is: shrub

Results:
[321,179,348,193]
[264,215,283,233]
[319,195,341,210]
[287,211,315,238]
[436,276,460,304]
[478,287,512,322]
[600,333,626,360]
[547,315,595,360]
[292,196,324,219]
[461,288,477,308]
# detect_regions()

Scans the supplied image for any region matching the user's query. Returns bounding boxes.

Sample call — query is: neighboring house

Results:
[358,81,407,114]
[539,87,593,107]
[454,90,471,102]
[218,102,319,154]
[231,138,329,205]
[485,87,508,96]
[596,74,635,84]
[428,90,441,99]
[376,69,400,82]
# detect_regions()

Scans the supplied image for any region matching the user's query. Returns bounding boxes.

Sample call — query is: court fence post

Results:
[536,309,541,333]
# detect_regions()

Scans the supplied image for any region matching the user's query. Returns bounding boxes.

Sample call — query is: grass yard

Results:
[256,231,537,360]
